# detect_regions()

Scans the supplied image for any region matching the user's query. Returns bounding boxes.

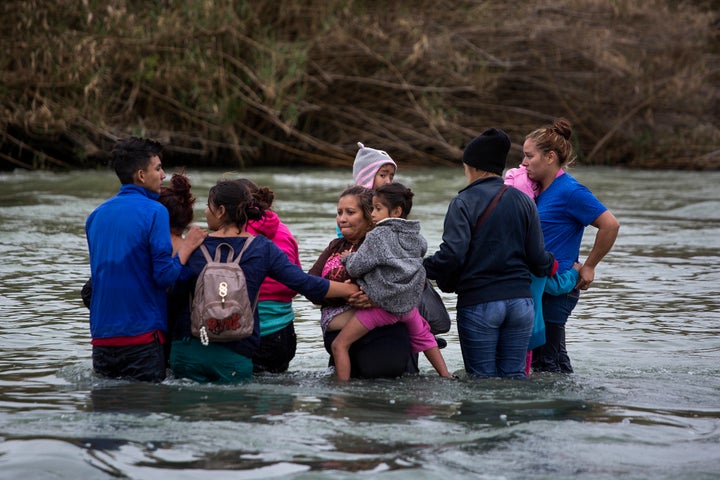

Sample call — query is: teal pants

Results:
[170,338,253,383]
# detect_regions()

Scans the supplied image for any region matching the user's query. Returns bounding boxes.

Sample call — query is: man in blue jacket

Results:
[85,137,206,382]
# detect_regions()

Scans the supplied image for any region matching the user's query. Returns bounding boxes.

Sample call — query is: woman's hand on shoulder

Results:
[185,226,208,249]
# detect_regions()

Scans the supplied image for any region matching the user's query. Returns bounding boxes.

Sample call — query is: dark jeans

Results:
[324,322,418,379]
[532,291,580,373]
[252,323,297,374]
[92,336,166,382]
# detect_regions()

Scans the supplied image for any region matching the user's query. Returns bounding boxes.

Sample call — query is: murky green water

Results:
[1,166,718,479]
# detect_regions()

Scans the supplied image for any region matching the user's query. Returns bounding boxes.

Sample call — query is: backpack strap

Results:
[230,235,255,265]
[234,236,260,311]
[199,244,214,263]
[210,243,236,262]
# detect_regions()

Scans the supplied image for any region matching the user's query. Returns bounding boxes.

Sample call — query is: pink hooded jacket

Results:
[504,165,564,198]
[247,210,301,303]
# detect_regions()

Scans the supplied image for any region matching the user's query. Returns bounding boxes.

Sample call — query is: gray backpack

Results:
[191,237,257,346]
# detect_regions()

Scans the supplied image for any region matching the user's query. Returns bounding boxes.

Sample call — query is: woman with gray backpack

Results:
[169,179,360,383]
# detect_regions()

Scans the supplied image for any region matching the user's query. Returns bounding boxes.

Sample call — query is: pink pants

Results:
[355,307,437,353]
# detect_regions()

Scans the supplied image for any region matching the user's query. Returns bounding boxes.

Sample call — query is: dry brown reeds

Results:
[1,0,718,170]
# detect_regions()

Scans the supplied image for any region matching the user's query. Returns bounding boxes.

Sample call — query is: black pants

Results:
[324,322,418,379]
[252,323,297,374]
[92,336,166,382]
[532,322,574,373]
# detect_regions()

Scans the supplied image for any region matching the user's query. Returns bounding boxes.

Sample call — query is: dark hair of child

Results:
[374,182,414,219]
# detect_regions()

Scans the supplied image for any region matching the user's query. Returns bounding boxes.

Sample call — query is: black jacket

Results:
[423,176,555,308]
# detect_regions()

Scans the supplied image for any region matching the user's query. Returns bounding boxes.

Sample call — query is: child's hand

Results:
[340,249,352,259]
[572,262,582,272]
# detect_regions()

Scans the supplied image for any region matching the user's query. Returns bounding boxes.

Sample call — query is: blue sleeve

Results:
[568,186,607,227]
[545,268,579,295]
[266,239,330,303]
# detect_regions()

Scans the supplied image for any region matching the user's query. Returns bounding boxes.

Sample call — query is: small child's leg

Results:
[423,346,452,378]
[331,315,371,381]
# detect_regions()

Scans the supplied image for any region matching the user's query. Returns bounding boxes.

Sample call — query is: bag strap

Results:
[231,235,255,265]
[211,243,236,262]
[199,244,214,263]
[235,236,260,312]
[472,184,508,237]
[202,237,256,264]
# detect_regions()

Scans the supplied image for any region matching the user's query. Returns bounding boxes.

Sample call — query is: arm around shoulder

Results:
[176,226,207,265]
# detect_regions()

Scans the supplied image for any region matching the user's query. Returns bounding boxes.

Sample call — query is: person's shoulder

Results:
[327,236,351,249]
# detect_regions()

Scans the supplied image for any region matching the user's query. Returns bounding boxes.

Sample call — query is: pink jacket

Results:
[247,211,301,303]
[504,165,564,198]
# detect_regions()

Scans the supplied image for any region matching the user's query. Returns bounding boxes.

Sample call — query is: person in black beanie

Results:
[423,128,558,378]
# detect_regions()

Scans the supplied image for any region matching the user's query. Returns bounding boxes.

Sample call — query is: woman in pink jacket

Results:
[240,179,302,374]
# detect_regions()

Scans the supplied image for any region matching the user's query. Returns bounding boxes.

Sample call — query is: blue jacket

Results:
[424,176,555,308]
[86,184,184,339]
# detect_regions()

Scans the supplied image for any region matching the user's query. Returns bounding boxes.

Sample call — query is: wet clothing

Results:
[86,184,185,341]
[247,211,301,373]
[355,306,437,354]
[457,298,535,378]
[424,176,555,378]
[323,323,417,379]
[92,334,166,382]
[532,172,607,373]
[171,235,329,382]
[310,237,418,378]
[170,337,253,383]
[251,321,297,374]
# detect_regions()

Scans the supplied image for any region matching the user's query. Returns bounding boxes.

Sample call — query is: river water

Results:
[0,166,718,479]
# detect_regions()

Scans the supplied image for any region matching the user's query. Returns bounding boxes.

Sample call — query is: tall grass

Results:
[1,0,717,170]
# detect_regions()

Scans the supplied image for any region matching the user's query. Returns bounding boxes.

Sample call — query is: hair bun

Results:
[552,118,573,141]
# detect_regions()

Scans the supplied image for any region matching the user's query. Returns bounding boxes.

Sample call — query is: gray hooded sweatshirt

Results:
[343,217,427,314]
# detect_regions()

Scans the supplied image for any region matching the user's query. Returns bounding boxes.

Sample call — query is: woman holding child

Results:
[310,185,422,379]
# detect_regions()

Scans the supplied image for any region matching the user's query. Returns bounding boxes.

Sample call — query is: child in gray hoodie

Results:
[332,183,452,381]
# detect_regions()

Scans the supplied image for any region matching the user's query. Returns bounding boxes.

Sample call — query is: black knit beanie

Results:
[462,128,511,175]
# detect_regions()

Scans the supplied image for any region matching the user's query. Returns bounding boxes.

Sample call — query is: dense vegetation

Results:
[1,0,718,171]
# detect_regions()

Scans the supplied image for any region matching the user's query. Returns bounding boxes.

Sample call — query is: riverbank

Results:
[1,0,718,171]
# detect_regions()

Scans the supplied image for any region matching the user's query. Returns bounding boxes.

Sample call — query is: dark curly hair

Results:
[158,171,195,233]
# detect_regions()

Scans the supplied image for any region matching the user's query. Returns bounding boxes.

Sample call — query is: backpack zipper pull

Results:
[219,281,228,305]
